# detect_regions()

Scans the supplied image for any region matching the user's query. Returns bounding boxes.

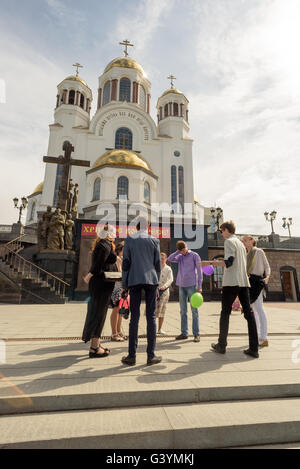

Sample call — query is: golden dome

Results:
[59,75,89,87]
[29,181,43,197]
[160,88,189,101]
[93,149,153,172]
[104,57,145,77]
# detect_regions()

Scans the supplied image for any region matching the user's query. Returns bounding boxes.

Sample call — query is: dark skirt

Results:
[82,275,115,343]
[249,274,265,304]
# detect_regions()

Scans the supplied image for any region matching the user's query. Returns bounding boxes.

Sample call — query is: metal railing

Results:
[0,236,70,299]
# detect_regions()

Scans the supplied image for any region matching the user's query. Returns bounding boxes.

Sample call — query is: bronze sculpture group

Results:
[37,180,78,252]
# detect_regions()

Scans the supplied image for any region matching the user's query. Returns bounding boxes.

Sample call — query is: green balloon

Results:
[190,292,204,308]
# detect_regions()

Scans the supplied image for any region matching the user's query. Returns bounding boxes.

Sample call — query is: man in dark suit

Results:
[121,217,162,366]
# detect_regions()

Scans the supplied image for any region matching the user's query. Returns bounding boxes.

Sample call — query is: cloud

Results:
[189,0,300,235]
[45,0,85,27]
[111,0,174,58]
[0,29,64,225]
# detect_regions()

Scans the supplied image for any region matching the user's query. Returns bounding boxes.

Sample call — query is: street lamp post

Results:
[264,210,277,234]
[282,217,292,238]
[210,207,223,231]
[13,197,28,224]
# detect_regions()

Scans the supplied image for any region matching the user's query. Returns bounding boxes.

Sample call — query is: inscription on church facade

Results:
[99,111,150,140]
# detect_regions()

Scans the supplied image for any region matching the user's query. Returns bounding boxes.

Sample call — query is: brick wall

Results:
[208,247,300,301]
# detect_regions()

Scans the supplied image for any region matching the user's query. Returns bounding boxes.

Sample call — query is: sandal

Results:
[111,334,124,342]
[89,346,110,358]
[118,333,127,340]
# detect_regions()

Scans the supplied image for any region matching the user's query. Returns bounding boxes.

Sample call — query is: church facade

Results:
[26,51,204,228]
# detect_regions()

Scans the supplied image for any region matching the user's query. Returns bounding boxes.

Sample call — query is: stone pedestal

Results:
[12,223,24,236]
[34,251,78,296]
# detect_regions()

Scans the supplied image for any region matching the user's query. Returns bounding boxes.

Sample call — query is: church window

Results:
[103,81,111,105]
[178,166,184,208]
[171,166,177,205]
[29,202,36,221]
[174,151,180,157]
[115,128,133,150]
[144,181,150,204]
[119,78,131,102]
[92,178,101,201]
[68,90,75,105]
[164,104,169,118]
[80,93,85,109]
[117,176,129,199]
[174,103,179,116]
[53,164,64,207]
[139,85,146,110]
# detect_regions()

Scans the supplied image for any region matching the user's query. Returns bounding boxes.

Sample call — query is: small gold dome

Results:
[29,182,43,197]
[93,149,152,172]
[160,88,189,103]
[104,57,145,77]
[59,75,89,88]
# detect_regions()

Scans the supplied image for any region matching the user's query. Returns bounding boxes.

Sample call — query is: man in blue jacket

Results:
[121,217,162,366]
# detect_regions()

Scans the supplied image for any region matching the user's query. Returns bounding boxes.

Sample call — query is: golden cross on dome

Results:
[168,74,176,88]
[72,62,83,77]
[119,39,134,57]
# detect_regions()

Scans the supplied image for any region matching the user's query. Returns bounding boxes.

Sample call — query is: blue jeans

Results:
[179,286,199,336]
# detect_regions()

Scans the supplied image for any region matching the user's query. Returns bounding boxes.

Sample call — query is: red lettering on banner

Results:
[81,224,170,239]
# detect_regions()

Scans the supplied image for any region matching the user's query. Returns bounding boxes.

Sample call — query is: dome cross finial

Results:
[167,74,176,89]
[119,39,134,57]
[72,62,83,77]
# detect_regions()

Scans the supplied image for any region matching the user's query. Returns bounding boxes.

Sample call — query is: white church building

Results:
[26,45,204,227]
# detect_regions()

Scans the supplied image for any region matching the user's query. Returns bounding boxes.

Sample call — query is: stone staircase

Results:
[1,336,300,449]
[0,237,69,304]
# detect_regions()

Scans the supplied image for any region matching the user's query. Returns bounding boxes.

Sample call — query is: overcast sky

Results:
[0,0,299,236]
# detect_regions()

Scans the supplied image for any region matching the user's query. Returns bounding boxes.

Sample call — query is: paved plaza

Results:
[0,301,300,448]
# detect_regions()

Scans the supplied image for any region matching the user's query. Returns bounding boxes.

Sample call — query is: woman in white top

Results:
[156,252,174,335]
[242,235,271,347]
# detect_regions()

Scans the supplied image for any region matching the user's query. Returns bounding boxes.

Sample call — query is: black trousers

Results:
[218,286,258,352]
[128,284,158,359]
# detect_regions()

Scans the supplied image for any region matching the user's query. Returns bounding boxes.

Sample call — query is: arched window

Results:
[103,81,111,105]
[53,164,64,206]
[178,166,184,208]
[68,90,75,105]
[119,78,131,102]
[115,127,133,150]
[139,85,146,110]
[29,202,36,221]
[171,166,177,205]
[92,178,101,201]
[164,104,169,118]
[117,176,129,199]
[80,93,85,109]
[173,102,179,116]
[144,181,150,204]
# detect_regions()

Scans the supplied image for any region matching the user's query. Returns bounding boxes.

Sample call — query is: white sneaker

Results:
[157,330,166,335]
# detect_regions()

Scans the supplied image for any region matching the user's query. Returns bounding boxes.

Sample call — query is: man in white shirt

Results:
[208,221,259,358]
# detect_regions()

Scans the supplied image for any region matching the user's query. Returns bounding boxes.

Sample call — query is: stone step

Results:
[1,369,300,416]
[1,398,300,449]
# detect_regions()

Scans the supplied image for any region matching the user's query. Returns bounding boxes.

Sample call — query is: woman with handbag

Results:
[110,241,127,341]
[156,252,174,335]
[242,235,271,348]
[82,225,117,357]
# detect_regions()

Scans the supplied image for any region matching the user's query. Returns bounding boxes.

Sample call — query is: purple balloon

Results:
[202,265,214,276]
